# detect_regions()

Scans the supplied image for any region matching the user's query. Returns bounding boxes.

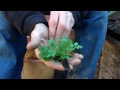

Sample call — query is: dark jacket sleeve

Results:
[70,11,81,29]
[4,11,48,36]
[70,11,88,29]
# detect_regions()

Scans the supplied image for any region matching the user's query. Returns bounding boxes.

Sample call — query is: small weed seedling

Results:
[38,37,82,71]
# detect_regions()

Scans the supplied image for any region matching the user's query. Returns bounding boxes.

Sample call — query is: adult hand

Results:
[27,23,48,51]
[49,11,75,40]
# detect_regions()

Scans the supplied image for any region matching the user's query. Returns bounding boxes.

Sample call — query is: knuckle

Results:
[49,20,57,27]
[59,24,65,29]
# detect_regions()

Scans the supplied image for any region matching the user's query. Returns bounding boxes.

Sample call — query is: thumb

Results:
[27,33,41,51]
[27,23,48,51]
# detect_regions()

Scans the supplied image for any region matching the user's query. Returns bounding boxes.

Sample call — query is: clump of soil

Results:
[24,50,37,60]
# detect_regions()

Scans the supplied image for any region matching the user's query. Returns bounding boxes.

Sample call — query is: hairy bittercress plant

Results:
[38,37,82,62]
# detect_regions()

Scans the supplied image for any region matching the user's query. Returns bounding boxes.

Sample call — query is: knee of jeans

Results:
[0,11,20,40]
[0,12,12,30]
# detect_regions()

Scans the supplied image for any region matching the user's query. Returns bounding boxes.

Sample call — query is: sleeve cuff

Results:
[24,14,48,36]
[70,11,81,29]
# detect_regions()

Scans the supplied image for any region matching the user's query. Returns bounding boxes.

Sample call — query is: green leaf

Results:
[76,45,82,49]
[38,37,82,62]
[74,42,78,47]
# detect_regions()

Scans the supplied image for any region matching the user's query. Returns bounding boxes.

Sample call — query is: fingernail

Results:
[80,55,84,59]
[69,64,73,70]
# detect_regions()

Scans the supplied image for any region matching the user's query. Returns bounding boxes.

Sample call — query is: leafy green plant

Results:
[38,37,82,62]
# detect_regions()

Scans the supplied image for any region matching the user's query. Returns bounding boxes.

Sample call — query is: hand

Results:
[35,49,84,71]
[27,23,48,51]
[49,11,74,40]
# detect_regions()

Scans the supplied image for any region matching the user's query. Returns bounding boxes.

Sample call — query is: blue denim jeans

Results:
[0,12,27,79]
[67,11,108,79]
[0,11,108,79]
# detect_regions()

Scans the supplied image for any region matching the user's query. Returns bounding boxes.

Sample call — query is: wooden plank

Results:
[98,40,120,79]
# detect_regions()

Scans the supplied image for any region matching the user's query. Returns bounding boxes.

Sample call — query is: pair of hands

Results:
[27,11,83,71]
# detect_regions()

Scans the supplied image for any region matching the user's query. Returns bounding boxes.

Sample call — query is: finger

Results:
[55,12,67,40]
[68,58,81,66]
[62,13,74,37]
[69,64,73,70]
[49,11,59,39]
[68,53,84,66]
[73,53,84,60]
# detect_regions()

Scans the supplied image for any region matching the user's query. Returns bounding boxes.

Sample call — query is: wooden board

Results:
[98,40,120,79]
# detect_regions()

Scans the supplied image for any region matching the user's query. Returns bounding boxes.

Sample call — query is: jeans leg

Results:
[0,12,27,79]
[67,11,108,79]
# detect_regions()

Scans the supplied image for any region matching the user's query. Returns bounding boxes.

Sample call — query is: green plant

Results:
[38,37,82,62]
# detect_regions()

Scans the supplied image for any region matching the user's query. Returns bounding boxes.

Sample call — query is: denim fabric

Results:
[0,12,27,79]
[67,11,108,79]
[0,11,108,79]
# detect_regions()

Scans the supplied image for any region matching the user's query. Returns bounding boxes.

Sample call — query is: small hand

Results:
[35,49,84,71]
